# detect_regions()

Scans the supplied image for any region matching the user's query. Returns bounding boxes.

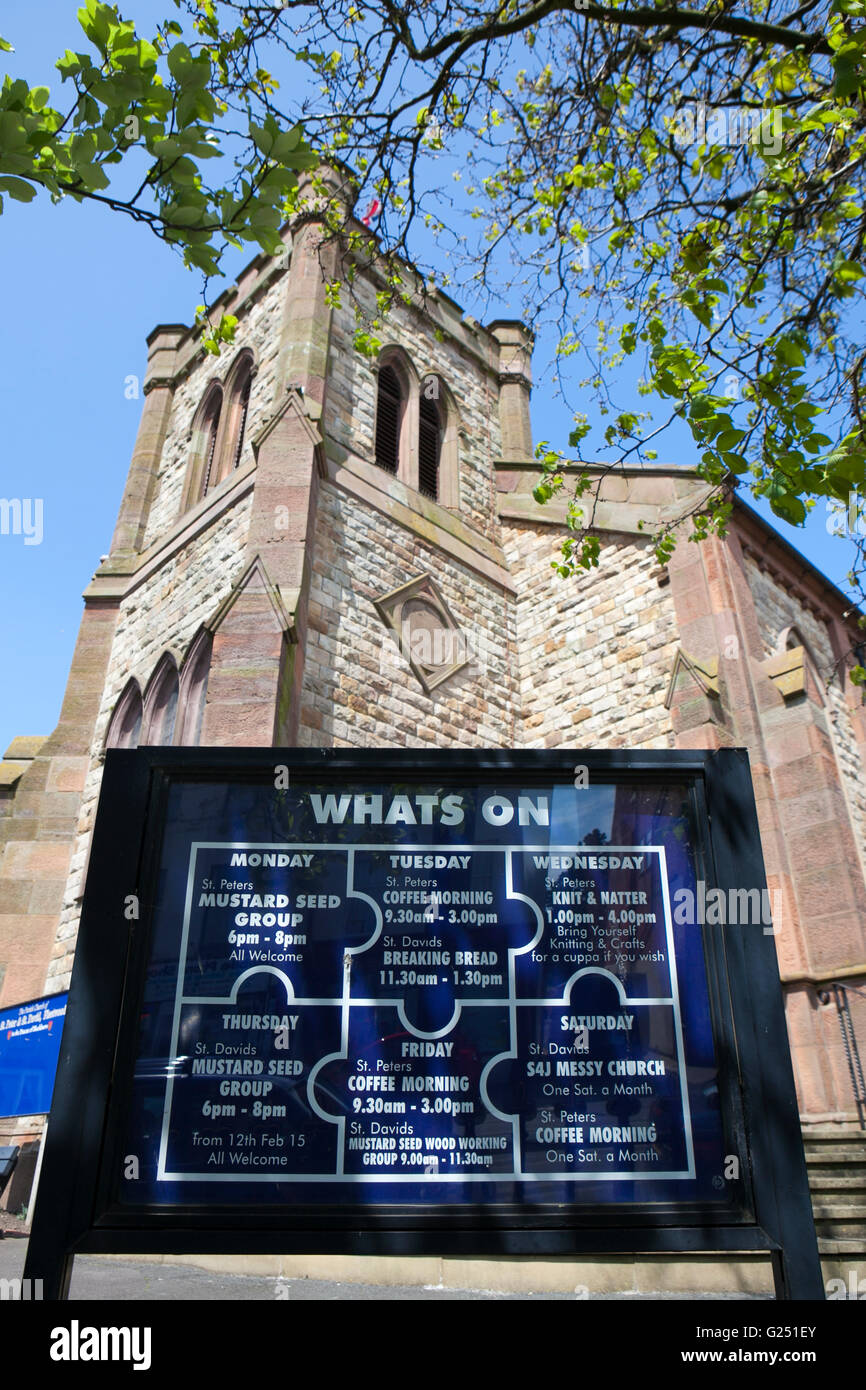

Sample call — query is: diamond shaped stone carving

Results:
[373,574,470,693]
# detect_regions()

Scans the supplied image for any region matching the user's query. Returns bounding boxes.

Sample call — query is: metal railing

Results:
[819,982,866,1130]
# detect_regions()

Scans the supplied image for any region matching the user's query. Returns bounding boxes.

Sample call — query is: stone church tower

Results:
[2,168,865,1289]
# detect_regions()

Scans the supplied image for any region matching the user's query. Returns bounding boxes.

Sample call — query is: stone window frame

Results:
[105,678,143,750]
[180,348,257,513]
[219,348,256,479]
[417,372,460,508]
[174,626,213,745]
[181,379,223,511]
[374,346,419,489]
[373,348,460,508]
[141,652,180,746]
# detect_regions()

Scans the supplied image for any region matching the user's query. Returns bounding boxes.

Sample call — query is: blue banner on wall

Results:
[0,992,68,1117]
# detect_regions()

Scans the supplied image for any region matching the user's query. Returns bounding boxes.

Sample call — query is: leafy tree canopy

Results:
[4,0,866,669]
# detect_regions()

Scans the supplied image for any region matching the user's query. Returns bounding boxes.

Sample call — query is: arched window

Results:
[105,679,143,750]
[175,628,212,745]
[371,352,459,504]
[220,349,255,483]
[181,383,223,512]
[232,372,252,469]
[142,654,180,746]
[375,363,403,474]
[200,392,222,496]
[180,352,256,516]
[418,392,441,500]
[419,374,460,508]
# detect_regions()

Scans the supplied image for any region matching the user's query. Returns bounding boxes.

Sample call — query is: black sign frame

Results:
[25,748,823,1299]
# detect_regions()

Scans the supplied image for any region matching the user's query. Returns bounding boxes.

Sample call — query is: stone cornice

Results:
[497,492,682,536]
[496,461,714,534]
[497,371,532,392]
[494,458,705,477]
[142,374,176,396]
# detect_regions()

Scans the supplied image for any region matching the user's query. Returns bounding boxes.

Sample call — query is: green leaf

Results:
[775,337,806,367]
[721,452,750,474]
[0,175,36,201]
[71,161,110,190]
[716,429,746,450]
[769,489,807,524]
[834,51,863,98]
[164,202,208,227]
[76,1,114,53]
[166,42,193,81]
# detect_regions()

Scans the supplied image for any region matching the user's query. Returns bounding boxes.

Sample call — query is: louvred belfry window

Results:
[375,364,402,474]
[200,396,221,497]
[231,372,252,471]
[418,394,441,500]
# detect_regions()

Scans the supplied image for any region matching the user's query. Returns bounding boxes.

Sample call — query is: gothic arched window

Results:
[200,392,222,496]
[181,383,223,512]
[220,349,255,483]
[232,372,252,469]
[375,363,404,475]
[175,628,212,745]
[371,352,459,506]
[142,654,179,746]
[181,351,256,515]
[418,374,460,508]
[418,392,441,500]
[105,679,143,750]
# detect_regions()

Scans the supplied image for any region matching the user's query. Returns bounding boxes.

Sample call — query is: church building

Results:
[1,166,864,1294]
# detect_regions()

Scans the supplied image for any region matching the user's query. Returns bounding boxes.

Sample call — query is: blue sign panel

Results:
[0,992,68,1117]
[121,775,733,1210]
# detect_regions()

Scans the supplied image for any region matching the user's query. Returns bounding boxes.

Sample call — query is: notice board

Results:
[25,748,823,1298]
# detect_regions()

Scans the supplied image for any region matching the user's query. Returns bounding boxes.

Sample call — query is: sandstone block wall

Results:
[741,545,866,1122]
[298,480,518,748]
[500,525,678,749]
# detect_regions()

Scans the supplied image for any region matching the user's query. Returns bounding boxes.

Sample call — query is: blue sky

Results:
[0,2,861,754]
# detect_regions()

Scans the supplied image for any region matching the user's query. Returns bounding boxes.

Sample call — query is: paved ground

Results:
[0,1233,769,1300]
